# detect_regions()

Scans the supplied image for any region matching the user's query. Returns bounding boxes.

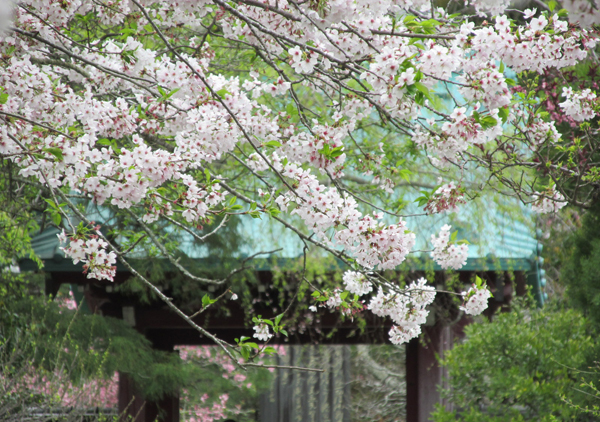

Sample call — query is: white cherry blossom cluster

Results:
[342,271,373,296]
[325,288,344,309]
[242,71,290,98]
[2,0,596,353]
[360,45,420,120]
[277,163,416,270]
[460,285,492,316]
[414,107,502,166]
[282,122,348,176]
[425,180,466,214]
[416,43,461,82]
[525,120,561,146]
[468,0,511,17]
[559,87,597,122]
[430,224,469,270]
[532,187,568,214]
[58,230,117,281]
[288,46,319,74]
[562,0,600,27]
[320,275,494,344]
[466,16,594,74]
[367,277,435,345]
[458,61,511,110]
[252,324,273,342]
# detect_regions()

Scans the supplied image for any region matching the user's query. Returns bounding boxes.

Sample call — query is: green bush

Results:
[433,303,600,422]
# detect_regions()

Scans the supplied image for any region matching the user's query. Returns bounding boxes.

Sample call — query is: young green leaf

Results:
[44,147,64,162]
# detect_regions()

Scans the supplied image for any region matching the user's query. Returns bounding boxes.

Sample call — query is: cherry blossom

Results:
[559,87,597,122]
[59,230,117,281]
[325,288,344,309]
[368,277,436,345]
[253,324,273,342]
[532,187,568,214]
[425,180,466,214]
[460,284,492,316]
[342,271,373,296]
[430,225,469,270]
[1,0,594,358]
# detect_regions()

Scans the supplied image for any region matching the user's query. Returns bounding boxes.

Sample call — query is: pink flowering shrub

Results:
[176,346,274,422]
[3,370,119,409]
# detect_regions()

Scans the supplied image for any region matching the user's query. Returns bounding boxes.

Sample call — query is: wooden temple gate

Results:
[20,227,541,422]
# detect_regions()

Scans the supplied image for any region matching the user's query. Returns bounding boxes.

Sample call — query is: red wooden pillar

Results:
[118,372,180,422]
[143,394,180,422]
[117,313,180,422]
[118,373,146,421]
[406,325,456,422]
[406,338,419,422]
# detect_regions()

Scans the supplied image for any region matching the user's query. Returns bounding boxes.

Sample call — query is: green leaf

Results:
[403,15,417,25]
[311,291,321,297]
[415,197,428,207]
[474,113,498,130]
[241,346,250,360]
[215,88,230,98]
[414,82,432,101]
[280,329,288,337]
[264,140,282,148]
[319,143,331,155]
[548,0,557,11]
[414,91,424,106]
[330,146,344,158]
[263,346,277,355]
[44,198,58,209]
[398,169,411,182]
[410,41,426,50]
[498,107,509,124]
[274,313,283,326]
[0,93,8,104]
[286,103,297,116]
[204,168,211,183]
[202,294,216,308]
[164,88,179,100]
[44,147,64,162]
[420,19,441,27]
[52,213,62,227]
